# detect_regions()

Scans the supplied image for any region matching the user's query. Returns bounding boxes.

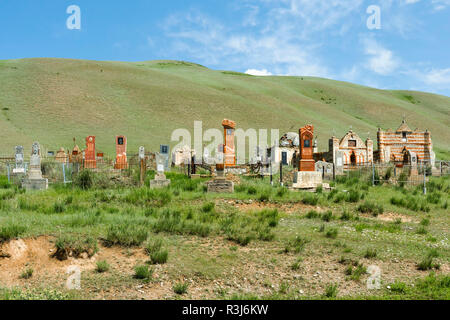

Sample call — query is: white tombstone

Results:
[22,142,48,190]
[13,146,25,174]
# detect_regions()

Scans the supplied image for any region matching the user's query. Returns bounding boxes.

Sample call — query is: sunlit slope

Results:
[0,58,448,159]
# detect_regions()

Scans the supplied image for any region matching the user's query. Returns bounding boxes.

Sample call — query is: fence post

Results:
[423,166,427,195]
[333,163,335,181]
[7,163,10,183]
[140,158,145,186]
[62,163,66,184]
[270,160,273,186]
[440,161,443,176]
[372,162,375,186]
[279,162,283,186]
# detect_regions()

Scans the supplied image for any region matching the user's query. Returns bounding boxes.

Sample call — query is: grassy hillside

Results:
[0,58,449,159]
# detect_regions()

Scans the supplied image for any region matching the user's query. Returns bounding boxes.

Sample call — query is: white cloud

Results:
[161,7,333,78]
[245,69,273,76]
[423,68,450,85]
[432,0,450,11]
[363,38,399,75]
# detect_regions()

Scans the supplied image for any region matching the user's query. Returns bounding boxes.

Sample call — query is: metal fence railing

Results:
[1,156,448,192]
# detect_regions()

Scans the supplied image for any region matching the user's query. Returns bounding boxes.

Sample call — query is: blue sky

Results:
[1,0,449,96]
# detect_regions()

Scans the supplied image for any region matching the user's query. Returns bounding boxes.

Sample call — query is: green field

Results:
[0,171,449,300]
[0,58,449,159]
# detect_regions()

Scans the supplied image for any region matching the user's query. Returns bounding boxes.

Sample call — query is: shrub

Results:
[347,190,361,203]
[357,201,383,216]
[302,194,318,206]
[0,190,16,202]
[106,224,149,247]
[324,284,338,298]
[0,224,27,242]
[247,186,257,195]
[150,250,168,264]
[339,210,352,221]
[290,257,303,271]
[201,202,215,213]
[333,192,346,203]
[428,248,440,259]
[389,281,407,294]
[134,265,153,280]
[53,201,66,213]
[416,226,428,235]
[325,228,338,239]
[344,265,353,275]
[398,171,409,188]
[417,257,434,271]
[173,281,188,295]
[305,210,319,219]
[258,209,279,227]
[0,176,12,189]
[420,218,430,226]
[327,189,338,200]
[364,248,377,259]
[20,268,33,279]
[276,187,288,197]
[96,260,110,273]
[53,235,98,260]
[146,239,168,264]
[426,192,441,205]
[285,236,309,253]
[391,196,429,212]
[417,251,440,271]
[321,210,333,222]
[350,264,367,281]
[73,170,93,189]
[258,192,270,202]
[383,167,393,181]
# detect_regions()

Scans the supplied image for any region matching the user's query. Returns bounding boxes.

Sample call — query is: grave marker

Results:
[222,119,236,167]
[22,142,48,190]
[160,144,170,171]
[150,153,171,188]
[293,125,327,190]
[84,135,96,169]
[114,135,128,169]
[13,146,25,174]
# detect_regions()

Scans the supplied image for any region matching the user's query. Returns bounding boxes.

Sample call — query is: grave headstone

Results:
[160,144,170,171]
[114,135,128,169]
[293,124,325,190]
[150,153,171,188]
[22,142,48,190]
[84,136,96,169]
[55,147,68,163]
[222,119,236,167]
[13,146,25,174]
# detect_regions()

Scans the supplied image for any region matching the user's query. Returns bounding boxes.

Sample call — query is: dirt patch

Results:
[1,235,448,299]
[376,212,416,223]
[218,199,323,214]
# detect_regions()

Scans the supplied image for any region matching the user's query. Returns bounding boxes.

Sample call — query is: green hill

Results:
[0,58,449,159]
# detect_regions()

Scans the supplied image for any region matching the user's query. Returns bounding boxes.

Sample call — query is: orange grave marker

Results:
[222,119,236,167]
[84,136,96,169]
[114,135,128,169]
[299,124,315,171]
